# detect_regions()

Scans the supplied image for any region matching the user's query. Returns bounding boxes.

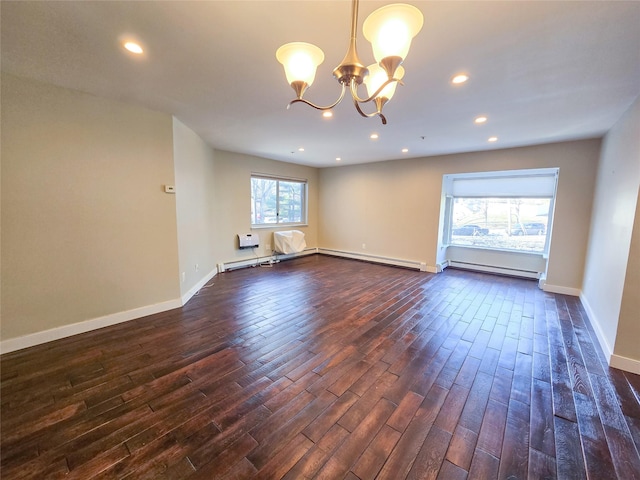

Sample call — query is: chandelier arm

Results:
[287,83,348,111]
[349,77,405,104]
[353,98,387,125]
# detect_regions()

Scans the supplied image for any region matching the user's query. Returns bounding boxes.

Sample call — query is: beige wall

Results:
[319,161,436,264]
[1,73,181,340]
[319,139,601,290]
[212,150,319,263]
[617,188,640,362]
[582,97,640,367]
[173,117,217,298]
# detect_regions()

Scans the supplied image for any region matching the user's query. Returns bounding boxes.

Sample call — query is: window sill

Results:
[445,244,547,257]
[251,224,308,230]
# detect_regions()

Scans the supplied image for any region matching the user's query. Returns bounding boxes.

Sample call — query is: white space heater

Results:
[238,233,260,249]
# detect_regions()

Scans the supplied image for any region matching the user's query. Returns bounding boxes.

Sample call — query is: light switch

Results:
[164,185,176,193]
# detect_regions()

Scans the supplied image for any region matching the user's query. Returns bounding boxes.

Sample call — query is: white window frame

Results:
[442,168,559,255]
[251,173,308,228]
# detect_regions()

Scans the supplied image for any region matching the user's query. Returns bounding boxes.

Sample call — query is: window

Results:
[443,169,558,254]
[251,174,307,226]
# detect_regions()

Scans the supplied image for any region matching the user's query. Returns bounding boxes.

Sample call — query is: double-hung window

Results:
[251,174,307,227]
[442,168,558,254]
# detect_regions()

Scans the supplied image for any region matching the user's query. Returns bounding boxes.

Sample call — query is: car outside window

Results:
[449,197,551,253]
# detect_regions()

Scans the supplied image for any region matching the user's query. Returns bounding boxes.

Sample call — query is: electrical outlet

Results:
[265,243,271,251]
[181,272,186,283]
[362,243,366,249]
[195,264,199,272]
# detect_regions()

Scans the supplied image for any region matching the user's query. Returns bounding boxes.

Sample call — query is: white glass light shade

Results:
[364,64,405,100]
[276,42,325,86]
[363,4,424,64]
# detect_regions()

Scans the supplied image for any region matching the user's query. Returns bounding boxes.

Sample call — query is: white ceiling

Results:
[2,1,639,167]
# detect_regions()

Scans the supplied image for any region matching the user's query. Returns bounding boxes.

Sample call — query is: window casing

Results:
[251,174,307,227]
[442,169,558,254]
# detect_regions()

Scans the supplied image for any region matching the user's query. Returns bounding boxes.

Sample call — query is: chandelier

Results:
[276,0,424,124]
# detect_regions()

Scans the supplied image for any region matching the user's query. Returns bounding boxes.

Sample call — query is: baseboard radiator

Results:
[219,248,432,273]
[317,248,429,272]
[447,260,541,279]
[217,247,317,273]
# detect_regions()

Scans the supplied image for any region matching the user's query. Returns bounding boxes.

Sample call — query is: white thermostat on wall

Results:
[164,185,176,193]
[238,233,259,249]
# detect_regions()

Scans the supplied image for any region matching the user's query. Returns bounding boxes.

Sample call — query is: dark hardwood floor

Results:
[2,254,639,479]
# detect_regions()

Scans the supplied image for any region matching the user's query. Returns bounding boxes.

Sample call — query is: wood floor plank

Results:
[386,390,424,433]
[315,397,396,478]
[338,371,397,433]
[246,389,336,470]
[477,399,509,459]
[104,435,194,480]
[528,447,557,480]
[2,255,638,479]
[376,384,449,480]
[302,391,359,443]
[602,422,640,480]
[253,433,313,480]
[351,424,402,479]
[406,425,452,480]
[434,383,471,434]
[468,449,499,480]
[445,424,478,472]
[185,432,258,479]
[554,415,587,479]
[530,378,555,457]
[436,460,469,480]
[498,398,530,479]
[283,424,350,479]
[458,371,493,435]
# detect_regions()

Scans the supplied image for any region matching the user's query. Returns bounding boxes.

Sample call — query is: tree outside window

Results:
[251,176,307,226]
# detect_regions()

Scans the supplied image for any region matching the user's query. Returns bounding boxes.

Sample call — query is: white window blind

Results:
[449,170,558,198]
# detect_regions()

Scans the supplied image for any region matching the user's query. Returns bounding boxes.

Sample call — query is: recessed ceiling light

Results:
[298,147,305,152]
[336,157,342,162]
[475,116,488,124]
[322,111,333,118]
[488,136,498,142]
[451,74,469,84]
[401,148,409,153]
[123,41,143,54]
[370,133,379,140]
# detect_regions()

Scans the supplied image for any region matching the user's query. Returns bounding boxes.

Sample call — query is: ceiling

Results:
[2,1,639,168]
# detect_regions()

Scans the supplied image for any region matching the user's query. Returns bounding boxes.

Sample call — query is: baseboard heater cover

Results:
[447,260,541,279]
[317,248,429,272]
[218,247,317,272]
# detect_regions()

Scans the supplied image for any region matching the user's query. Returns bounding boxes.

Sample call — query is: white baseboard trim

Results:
[541,283,581,297]
[579,293,614,361]
[0,298,183,355]
[610,354,640,375]
[579,293,640,374]
[181,268,217,305]
[317,248,432,272]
